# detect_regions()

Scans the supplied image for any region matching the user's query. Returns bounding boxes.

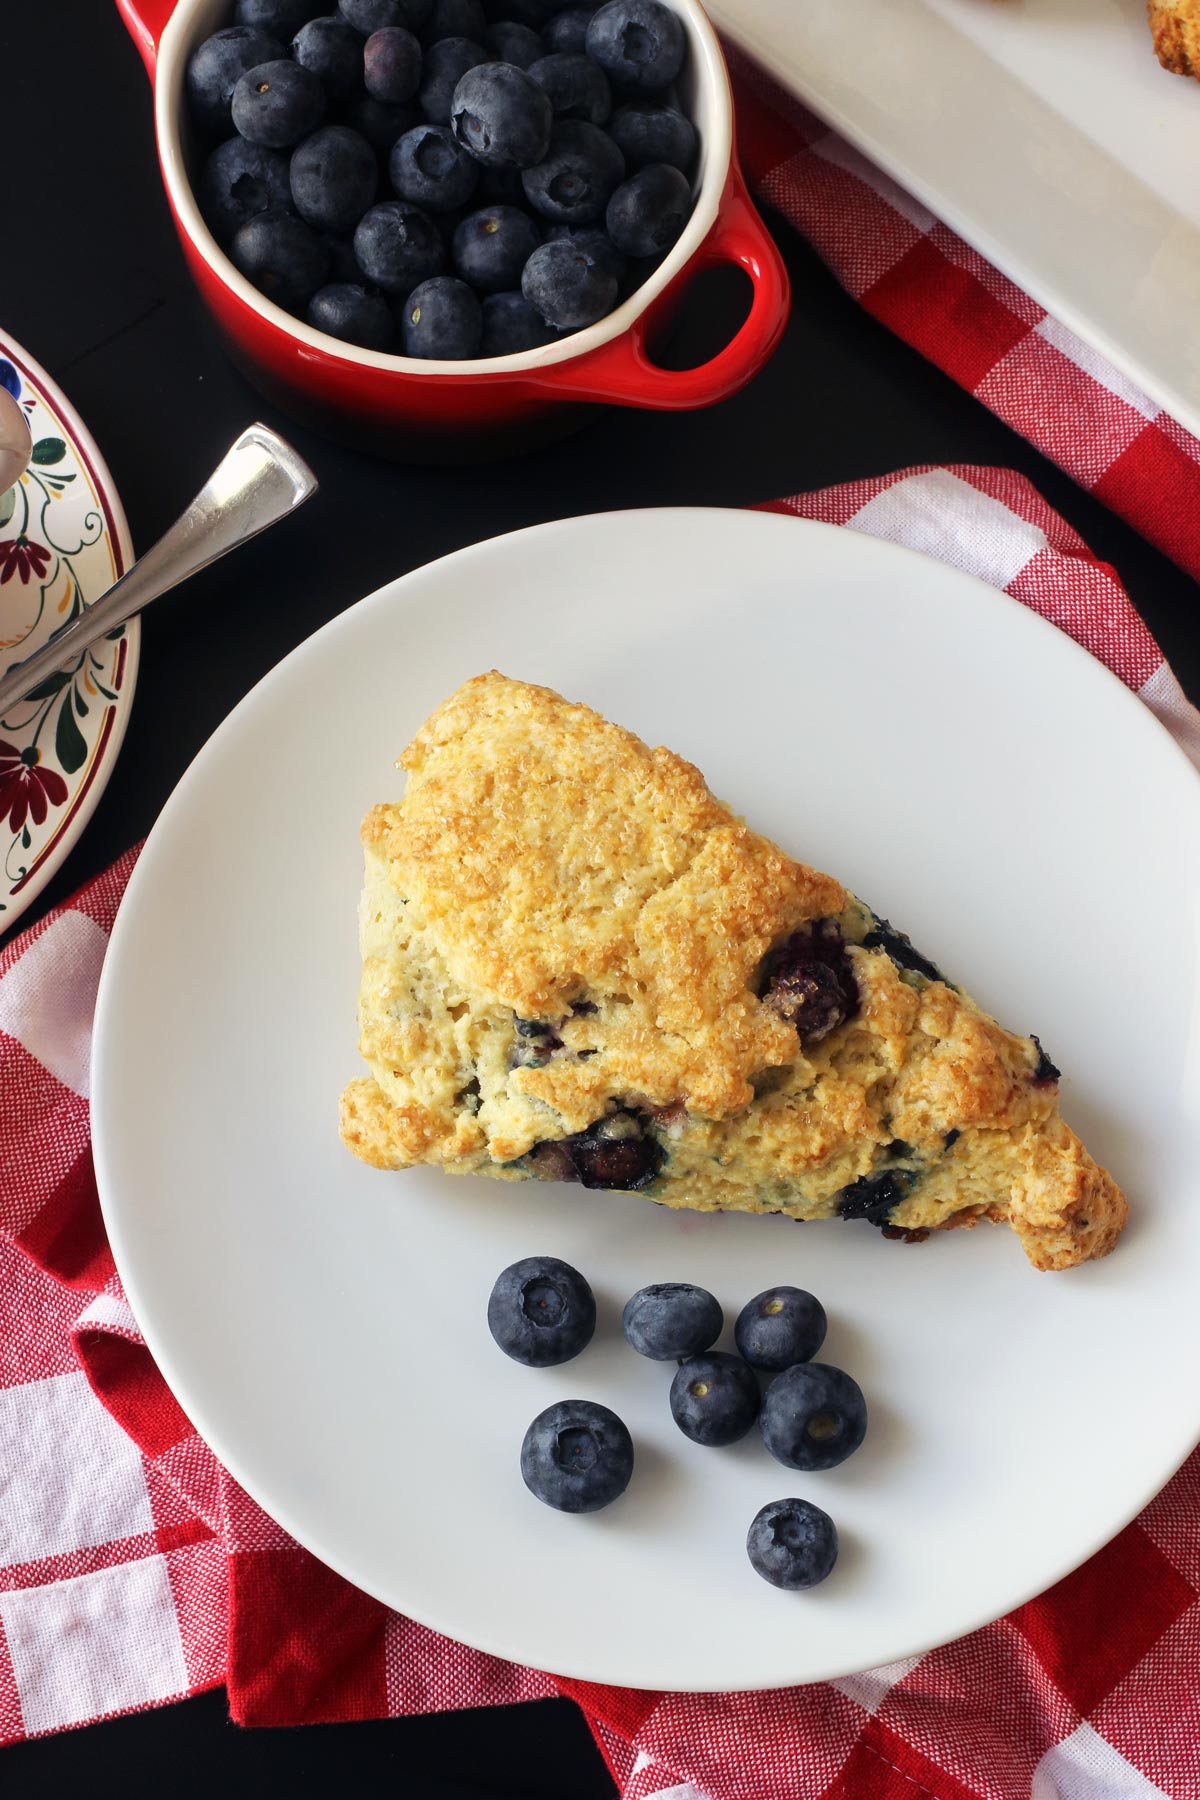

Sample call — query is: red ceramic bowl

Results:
[117,0,789,456]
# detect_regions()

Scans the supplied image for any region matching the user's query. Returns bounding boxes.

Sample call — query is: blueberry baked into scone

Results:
[340,674,1127,1271]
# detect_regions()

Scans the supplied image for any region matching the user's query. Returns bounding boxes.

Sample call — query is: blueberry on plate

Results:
[230,207,329,311]
[340,0,432,33]
[231,59,326,149]
[759,1362,867,1471]
[187,27,282,136]
[401,274,483,355]
[734,1286,827,1373]
[606,161,689,256]
[543,6,595,54]
[451,61,555,168]
[199,136,291,241]
[670,1352,759,1447]
[292,17,365,103]
[290,125,378,233]
[353,198,446,289]
[364,25,424,101]
[522,119,624,223]
[622,1282,722,1361]
[488,1254,596,1365]
[389,124,481,210]
[342,92,419,152]
[545,222,625,279]
[585,0,685,94]
[479,289,556,354]
[607,99,694,172]
[234,0,311,38]
[306,281,395,348]
[484,20,546,67]
[451,204,540,290]
[746,1498,838,1590]
[424,0,488,42]
[521,1399,634,1512]
[419,36,491,123]
[527,52,612,125]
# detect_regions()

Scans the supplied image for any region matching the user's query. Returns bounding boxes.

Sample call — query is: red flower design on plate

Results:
[0,536,52,585]
[0,740,68,833]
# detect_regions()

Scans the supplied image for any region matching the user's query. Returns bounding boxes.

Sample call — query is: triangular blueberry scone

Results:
[341,673,1126,1270]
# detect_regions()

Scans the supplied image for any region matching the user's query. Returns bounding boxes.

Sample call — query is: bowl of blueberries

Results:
[116,0,789,455]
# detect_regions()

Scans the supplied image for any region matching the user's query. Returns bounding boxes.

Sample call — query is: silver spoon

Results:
[0,423,318,718]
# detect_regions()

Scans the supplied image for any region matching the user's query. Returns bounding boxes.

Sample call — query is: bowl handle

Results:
[115,0,180,77]
[537,162,790,411]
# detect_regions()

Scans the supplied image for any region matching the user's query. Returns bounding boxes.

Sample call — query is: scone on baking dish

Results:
[340,673,1127,1271]
[1148,0,1200,77]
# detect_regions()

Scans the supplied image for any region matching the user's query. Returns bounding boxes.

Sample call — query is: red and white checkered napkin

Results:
[729,51,1200,590]
[2,469,1199,1797]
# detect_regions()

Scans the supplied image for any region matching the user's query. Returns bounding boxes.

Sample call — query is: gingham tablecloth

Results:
[3,461,1199,1798]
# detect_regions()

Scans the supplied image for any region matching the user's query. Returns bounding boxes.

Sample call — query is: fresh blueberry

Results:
[608,98,694,171]
[543,6,594,53]
[522,119,624,222]
[424,0,488,41]
[401,274,482,355]
[199,136,291,241]
[734,1287,827,1373]
[488,1254,596,1366]
[390,123,480,209]
[292,17,365,103]
[746,1498,838,1590]
[528,52,611,124]
[451,61,554,167]
[585,0,684,93]
[342,92,418,152]
[622,1283,722,1361]
[354,199,445,289]
[231,59,325,148]
[520,1399,634,1512]
[420,36,492,122]
[187,27,282,136]
[759,1362,868,1472]
[669,1352,760,1447]
[484,20,545,66]
[545,222,625,278]
[451,203,540,290]
[364,25,423,101]
[759,924,859,1047]
[606,161,689,256]
[557,1108,661,1188]
[290,125,378,232]
[306,281,395,347]
[234,0,310,37]
[230,207,329,310]
[480,289,556,353]
[341,0,432,33]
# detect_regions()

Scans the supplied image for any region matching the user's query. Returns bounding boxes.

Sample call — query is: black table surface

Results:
[6,6,1199,1795]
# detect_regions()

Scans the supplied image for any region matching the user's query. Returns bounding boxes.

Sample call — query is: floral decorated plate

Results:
[0,331,138,932]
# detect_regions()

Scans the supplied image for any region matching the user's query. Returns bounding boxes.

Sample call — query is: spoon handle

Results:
[0,423,318,719]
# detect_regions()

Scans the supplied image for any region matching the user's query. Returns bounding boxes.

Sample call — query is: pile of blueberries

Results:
[488,1257,869,1591]
[187,0,698,358]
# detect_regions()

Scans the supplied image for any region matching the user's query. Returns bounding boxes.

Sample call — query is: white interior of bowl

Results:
[157,0,732,377]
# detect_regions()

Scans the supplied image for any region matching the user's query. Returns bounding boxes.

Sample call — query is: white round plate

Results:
[93,509,1200,1692]
[0,332,138,933]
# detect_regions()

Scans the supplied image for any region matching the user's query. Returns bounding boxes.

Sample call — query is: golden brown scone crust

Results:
[1149,0,1200,76]
[341,674,1128,1271]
